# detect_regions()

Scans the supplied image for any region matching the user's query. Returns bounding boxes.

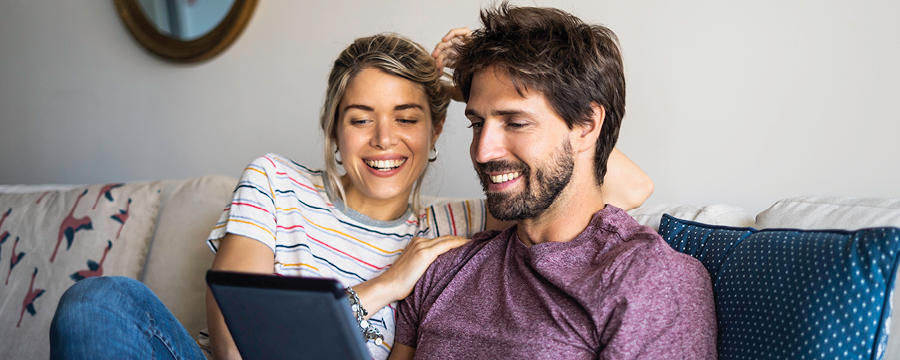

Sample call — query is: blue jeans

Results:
[50,276,206,360]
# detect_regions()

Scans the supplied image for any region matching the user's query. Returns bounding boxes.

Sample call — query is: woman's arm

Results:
[350,235,468,321]
[207,235,467,359]
[599,148,654,210]
[389,343,416,360]
[206,234,275,360]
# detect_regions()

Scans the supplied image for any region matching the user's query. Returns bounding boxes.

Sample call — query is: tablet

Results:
[206,270,371,360]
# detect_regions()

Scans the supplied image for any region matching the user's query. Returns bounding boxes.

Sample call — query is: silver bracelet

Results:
[344,287,385,346]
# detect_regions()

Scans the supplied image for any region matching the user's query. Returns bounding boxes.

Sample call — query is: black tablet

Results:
[206,270,370,360]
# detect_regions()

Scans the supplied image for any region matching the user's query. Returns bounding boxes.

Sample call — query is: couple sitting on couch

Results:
[50,3,717,359]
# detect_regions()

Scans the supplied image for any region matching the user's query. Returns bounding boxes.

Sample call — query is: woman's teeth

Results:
[490,172,520,184]
[365,159,406,171]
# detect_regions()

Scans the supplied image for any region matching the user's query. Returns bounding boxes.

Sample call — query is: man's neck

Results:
[515,172,606,247]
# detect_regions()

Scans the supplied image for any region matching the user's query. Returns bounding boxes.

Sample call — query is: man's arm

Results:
[388,343,416,360]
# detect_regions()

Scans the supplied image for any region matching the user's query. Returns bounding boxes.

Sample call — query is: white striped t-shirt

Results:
[203,154,486,359]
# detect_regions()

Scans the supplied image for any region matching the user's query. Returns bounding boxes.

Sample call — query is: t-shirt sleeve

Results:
[394,257,434,348]
[598,248,718,359]
[424,198,486,238]
[206,155,279,254]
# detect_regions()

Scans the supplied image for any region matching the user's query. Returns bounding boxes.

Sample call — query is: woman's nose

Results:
[370,120,398,149]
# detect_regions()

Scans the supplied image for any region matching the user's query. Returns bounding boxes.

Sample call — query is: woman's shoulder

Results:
[418,197,487,237]
[420,197,484,209]
[241,153,328,191]
[244,154,324,179]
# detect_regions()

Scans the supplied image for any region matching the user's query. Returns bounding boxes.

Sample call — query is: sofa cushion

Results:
[658,214,900,360]
[755,195,900,230]
[627,203,754,231]
[0,182,162,359]
[140,175,238,338]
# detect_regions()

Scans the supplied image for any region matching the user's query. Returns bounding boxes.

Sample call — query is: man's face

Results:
[465,69,575,221]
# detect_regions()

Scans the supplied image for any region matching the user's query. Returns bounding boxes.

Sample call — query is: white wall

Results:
[1,1,898,214]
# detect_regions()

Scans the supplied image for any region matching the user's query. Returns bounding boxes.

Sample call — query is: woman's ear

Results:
[432,117,446,145]
[574,103,604,153]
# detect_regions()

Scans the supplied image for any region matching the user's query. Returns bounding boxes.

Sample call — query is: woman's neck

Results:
[340,176,411,222]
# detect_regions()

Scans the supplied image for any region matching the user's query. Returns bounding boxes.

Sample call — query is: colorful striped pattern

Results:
[204,154,486,359]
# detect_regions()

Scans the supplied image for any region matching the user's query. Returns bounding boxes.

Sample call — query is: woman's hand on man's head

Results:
[434,27,471,102]
[432,27,471,76]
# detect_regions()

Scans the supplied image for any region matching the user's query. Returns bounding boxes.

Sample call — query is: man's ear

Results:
[574,103,604,153]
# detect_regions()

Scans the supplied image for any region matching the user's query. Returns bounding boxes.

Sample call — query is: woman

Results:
[50,33,652,360]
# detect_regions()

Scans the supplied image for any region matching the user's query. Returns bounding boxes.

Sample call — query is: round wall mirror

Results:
[113,0,258,63]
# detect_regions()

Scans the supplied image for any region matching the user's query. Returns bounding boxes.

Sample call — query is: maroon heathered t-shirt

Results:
[395,206,717,359]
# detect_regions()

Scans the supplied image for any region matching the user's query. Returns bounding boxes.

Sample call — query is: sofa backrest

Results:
[627,203,755,230]
[140,175,239,338]
[755,195,900,230]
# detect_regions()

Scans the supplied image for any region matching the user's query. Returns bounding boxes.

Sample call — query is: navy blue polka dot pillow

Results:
[658,214,900,360]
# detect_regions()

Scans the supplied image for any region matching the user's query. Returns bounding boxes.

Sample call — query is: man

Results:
[390,4,716,359]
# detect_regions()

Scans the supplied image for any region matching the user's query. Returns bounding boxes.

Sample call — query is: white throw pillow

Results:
[0,182,161,359]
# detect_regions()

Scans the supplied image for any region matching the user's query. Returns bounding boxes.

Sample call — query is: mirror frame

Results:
[113,0,258,63]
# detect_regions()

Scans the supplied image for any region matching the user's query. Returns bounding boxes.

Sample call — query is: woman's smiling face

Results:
[336,68,441,210]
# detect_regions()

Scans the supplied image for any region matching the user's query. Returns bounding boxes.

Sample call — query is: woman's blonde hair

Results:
[320,33,450,213]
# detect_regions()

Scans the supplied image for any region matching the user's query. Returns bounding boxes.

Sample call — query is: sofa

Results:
[0,175,898,359]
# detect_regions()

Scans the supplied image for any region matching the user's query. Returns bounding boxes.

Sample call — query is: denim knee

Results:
[57,276,147,308]
[52,277,149,335]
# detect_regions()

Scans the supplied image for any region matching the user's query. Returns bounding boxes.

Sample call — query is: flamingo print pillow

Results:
[0,182,161,359]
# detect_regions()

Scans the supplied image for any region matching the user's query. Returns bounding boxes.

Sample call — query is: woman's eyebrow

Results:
[343,104,374,112]
[343,104,423,112]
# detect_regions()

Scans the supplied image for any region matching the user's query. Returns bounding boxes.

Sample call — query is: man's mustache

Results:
[475,160,529,175]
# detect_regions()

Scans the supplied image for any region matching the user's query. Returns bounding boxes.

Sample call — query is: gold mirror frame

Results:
[113,0,258,63]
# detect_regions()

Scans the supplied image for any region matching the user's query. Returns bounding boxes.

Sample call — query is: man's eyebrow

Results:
[394,103,424,111]
[493,109,531,117]
[465,108,532,118]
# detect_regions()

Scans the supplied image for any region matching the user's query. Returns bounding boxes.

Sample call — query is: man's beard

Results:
[475,140,575,221]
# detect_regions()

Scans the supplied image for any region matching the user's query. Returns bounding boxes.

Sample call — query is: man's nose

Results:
[371,120,397,149]
[472,124,507,164]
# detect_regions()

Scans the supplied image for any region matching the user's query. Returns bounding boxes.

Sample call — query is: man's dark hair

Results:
[454,2,625,186]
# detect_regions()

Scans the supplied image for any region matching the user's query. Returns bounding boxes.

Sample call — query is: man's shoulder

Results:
[591,207,710,288]
[607,234,711,298]
[427,228,510,275]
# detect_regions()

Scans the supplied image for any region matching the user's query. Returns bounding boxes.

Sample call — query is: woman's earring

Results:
[335,149,343,165]
[428,148,439,163]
